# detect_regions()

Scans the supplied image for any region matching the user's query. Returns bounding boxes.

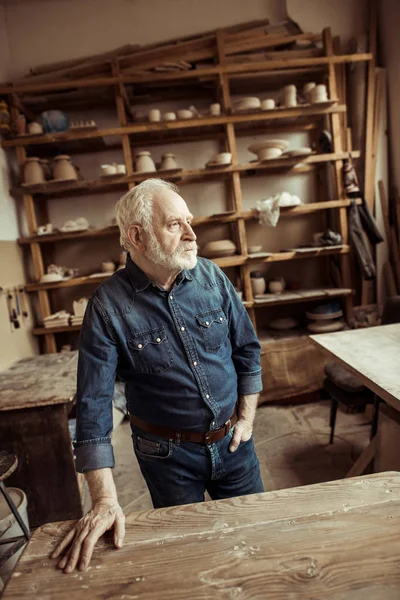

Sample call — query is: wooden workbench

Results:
[3,472,400,599]
[0,351,81,527]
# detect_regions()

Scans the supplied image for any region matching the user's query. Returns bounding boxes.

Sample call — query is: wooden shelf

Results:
[31,287,352,335]
[18,200,361,245]
[13,151,360,200]
[25,274,113,292]
[252,287,352,307]
[2,104,347,149]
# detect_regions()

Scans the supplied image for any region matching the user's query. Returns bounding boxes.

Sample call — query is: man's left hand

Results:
[229,419,253,452]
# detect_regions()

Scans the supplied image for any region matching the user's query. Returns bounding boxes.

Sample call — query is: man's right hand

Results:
[50,498,125,573]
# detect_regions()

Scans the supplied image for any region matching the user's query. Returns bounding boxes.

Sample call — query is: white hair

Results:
[115,178,178,253]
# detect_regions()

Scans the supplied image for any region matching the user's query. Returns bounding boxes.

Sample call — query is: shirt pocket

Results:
[196,308,228,352]
[127,327,174,374]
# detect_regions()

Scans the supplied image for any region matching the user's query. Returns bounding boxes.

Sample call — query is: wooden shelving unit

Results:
[1,24,372,353]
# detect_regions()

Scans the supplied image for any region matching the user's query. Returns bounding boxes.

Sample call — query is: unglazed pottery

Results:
[135,151,156,173]
[53,155,78,180]
[161,153,178,170]
[24,157,45,184]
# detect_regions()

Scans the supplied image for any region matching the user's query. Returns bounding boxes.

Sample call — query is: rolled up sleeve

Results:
[73,297,118,473]
[223,274,263,396]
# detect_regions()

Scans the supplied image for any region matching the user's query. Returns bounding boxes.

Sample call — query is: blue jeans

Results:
[131,425,264,508]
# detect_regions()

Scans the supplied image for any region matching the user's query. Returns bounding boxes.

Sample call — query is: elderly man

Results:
[52,178,264,573]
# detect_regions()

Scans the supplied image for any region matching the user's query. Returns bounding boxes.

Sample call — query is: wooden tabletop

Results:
[310,323,400,409]
[4,472,400,599]
[0,351,78,411]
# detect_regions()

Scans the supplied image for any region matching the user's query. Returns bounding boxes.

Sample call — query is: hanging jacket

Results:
[348,198,382,280]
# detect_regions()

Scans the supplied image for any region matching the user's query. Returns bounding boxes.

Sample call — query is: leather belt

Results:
[129,408,238,444]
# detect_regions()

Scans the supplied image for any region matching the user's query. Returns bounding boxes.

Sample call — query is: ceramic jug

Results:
[53,155,78,180]
[161,153,178,170]
[136,151,156,173]
[24,157,45,184]
[250,271,266,295]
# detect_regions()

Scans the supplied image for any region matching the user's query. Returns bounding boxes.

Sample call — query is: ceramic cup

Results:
[101,164,117,175]
[215,152,232,165]
[261,99,275,110]
[210,103,221,116]
[303,82,316,102]
[163,112,176,121]
[116,164,127,174]
[148,109,161,122]
[311,84,328,103]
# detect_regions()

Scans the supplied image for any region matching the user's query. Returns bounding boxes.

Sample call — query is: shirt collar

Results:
[126,253,194,292]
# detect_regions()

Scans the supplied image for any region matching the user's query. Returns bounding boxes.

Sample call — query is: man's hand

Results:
[229,418,253,452]
[51,499,125,573]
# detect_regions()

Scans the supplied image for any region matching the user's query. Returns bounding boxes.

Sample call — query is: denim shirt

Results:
[74,254,262,473]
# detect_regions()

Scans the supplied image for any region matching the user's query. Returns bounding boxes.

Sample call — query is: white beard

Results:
[145,234,198,271]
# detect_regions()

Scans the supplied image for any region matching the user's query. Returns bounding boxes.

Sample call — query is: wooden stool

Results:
[0,451,30,570]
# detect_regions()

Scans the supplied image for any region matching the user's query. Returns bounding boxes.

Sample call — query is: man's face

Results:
[144,189,197,271]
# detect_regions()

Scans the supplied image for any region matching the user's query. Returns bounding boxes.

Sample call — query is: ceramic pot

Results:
[148,109,161,122]
[53,155,78,180]
[161,153,178,170]
[24,157,45,184]
[210,103,221,116]
[268,278,285,294]
[311,84,328,103]
[163,112,176,121]
[303,82,316,103]
[101,261,115,273]
[28,122,43,135]
[214,152,232,165]
[136,151,156,173]
[101,164,117,175]
[176,109,193,119]
[250,271,266,295]
[116,164,126,174]
[261,99,275,110]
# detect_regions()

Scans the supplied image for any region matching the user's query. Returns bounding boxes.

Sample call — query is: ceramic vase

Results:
[136,151,156,173]
[24,157,45,184]
[53,155,78,180]
[250,272,266,295]
[161,153,178,170]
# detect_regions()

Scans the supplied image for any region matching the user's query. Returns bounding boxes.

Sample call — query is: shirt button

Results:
[206,394,210,399]
[205,321,209,326]
[219,317,223,321]
[156,338,161,343]
[193,361,197,366]
[181,326,185,331]
[138,343,143,349]
[170,295,173,300]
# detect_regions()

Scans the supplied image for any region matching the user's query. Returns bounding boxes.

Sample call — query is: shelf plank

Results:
[30,287,353,335]
[252,287,352,307]
[1,105,347,149]
[13,151,360,201]
[25,274,113,292]
[18,201,361,245]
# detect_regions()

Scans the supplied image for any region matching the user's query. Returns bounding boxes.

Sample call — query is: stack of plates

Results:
[234,97,261,112]
[43,311,71,328]
[71,316,84,327]
[306,302,344,333]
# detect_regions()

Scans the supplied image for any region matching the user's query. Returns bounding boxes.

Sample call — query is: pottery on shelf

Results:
[282,85,297,108]
[135,151,156,173]
[250,271,266,295]
[201,239,236,258]
[268,317,299,330]
[37,223,53,235]
[248,245,262,254]
[40,110,69,133]
[161,153,179,170]
[310,84,328,103]
[39,159,52,180]
[248,139,289,161]
[27,121,43,135]
[268,277,286,294]
[234,97,260,111]
[209,103,221,116]
[303,82,316,103]
[59,217,89,233]
[163,112,176,121]
[148,109,161,122]
[101,164,117,175]
[16,114,26,135]
[73,298,89,318]
[261,99,275,110]
[24,157,45,184]
[176,109,193,119]
[307,319,344,333]
[53,155,78,180]
[101,260,115,273]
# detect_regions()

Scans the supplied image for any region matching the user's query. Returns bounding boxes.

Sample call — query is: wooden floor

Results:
[106,400,371,514]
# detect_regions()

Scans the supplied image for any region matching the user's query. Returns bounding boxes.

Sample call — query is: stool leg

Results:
[0,482,30,541]
[370,395,381,440]
[329,398,338,444]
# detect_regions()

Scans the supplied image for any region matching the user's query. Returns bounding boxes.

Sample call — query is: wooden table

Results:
[310,323,400,475]
[0,351,81,527]
[309,323,400,409]
[3,472,400,599]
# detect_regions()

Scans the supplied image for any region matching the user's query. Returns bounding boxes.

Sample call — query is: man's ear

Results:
[127,224,146,252]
